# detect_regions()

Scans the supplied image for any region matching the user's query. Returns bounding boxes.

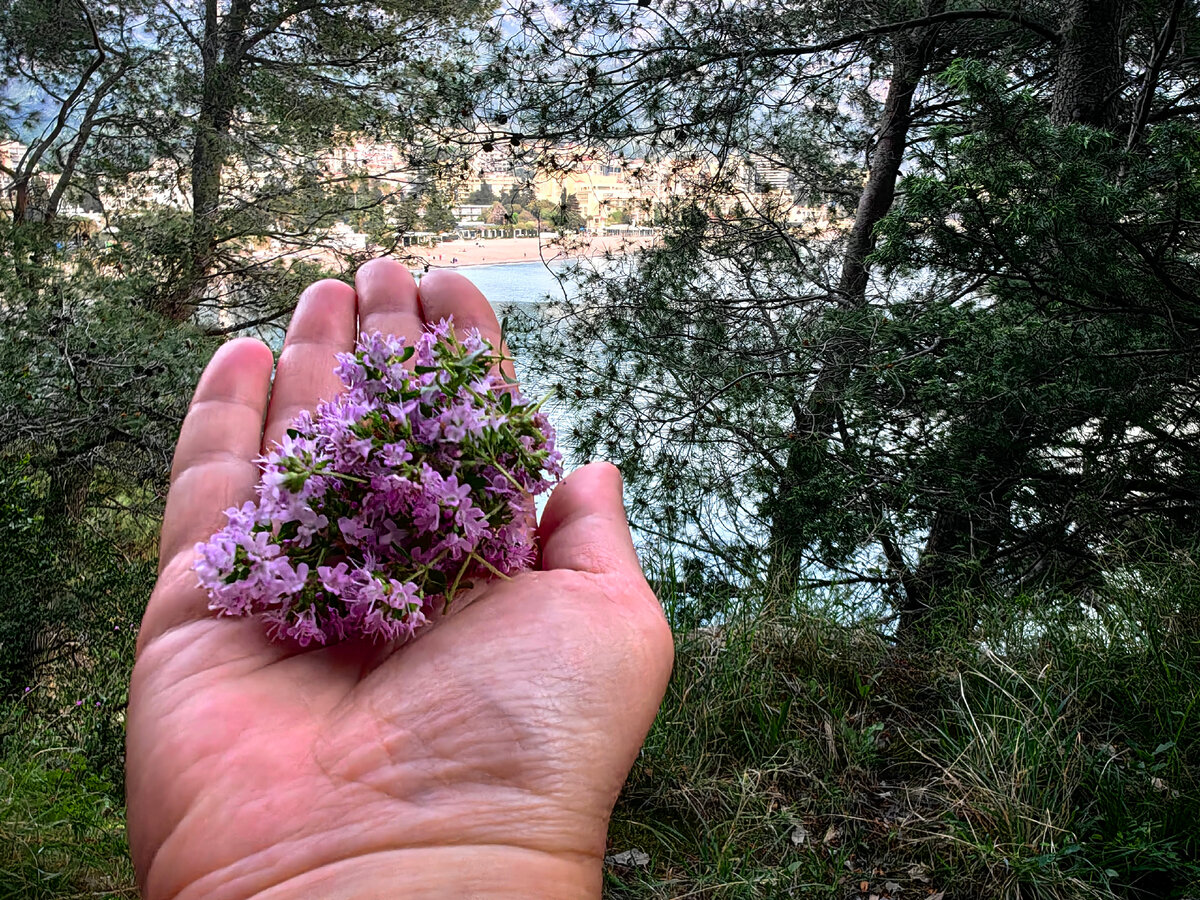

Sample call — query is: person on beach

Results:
[124,258,674,899]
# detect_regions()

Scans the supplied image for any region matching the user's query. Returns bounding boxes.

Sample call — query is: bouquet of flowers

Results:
[194,319,561,646]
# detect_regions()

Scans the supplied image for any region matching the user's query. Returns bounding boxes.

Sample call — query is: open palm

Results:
[127,260,674,900]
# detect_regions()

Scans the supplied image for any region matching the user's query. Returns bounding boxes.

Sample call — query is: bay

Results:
[444,260,573,309]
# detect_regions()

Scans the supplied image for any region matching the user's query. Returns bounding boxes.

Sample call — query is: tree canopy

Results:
[498,0,1200,641]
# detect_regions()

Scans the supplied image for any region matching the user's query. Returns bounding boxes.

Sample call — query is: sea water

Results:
[448,260,573,309]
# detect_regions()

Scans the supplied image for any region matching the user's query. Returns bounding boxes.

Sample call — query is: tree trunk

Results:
[896,512,974,639]
[176,81,236,318]
[766,37,931,590]
[13,181,29,224]
[1051,0,1125,128]
[46,458,91,524]
[168,0,252,320]
[8,12,104,227]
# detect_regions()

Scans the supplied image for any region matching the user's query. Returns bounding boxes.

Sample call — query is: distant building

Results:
[452,203,493,222]
[742,154,794,195]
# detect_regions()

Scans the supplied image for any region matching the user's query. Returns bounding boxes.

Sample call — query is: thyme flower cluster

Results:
[195,320,561,646]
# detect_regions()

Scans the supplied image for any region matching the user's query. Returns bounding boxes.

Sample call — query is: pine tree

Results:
[499,0,1200,641]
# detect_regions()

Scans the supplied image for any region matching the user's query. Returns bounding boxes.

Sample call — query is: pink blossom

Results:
[195,320,559,645]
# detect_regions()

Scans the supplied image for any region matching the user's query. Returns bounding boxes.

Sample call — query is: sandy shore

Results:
[409,234,655,269]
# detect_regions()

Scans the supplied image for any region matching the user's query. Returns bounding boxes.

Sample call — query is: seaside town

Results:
[1,135,844,269]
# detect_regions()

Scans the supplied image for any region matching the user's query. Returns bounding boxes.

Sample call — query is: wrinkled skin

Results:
[127,261,674,899]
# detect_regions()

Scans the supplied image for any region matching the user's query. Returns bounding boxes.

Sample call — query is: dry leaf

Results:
[927,892,945,900]
[791,823,809,846]
[605,849,650,868]
[908,864,930,883]
[885,882,901,893]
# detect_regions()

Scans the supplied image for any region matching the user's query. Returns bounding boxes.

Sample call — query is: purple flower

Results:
[381,441,412,467]
[195,320,560,645]
[412,495,440,533]
[333,354,368,389]
[422,465,471,509]
[287,609,326,647]
[456,498,489,545]
[337,515,375,546]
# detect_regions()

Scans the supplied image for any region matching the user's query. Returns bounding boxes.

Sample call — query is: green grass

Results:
[1,566,1197,900]
[0,706,136,899]
[603,567,1200,899]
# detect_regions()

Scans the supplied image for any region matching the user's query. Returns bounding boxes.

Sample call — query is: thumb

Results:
[538,461,643,575]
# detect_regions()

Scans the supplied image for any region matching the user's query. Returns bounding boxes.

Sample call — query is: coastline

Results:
[407,234,655,270]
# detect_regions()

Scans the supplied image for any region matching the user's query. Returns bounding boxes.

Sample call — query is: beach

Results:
[408,233,655,269]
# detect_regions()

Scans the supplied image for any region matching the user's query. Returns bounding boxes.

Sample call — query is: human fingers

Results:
[159,339,274,568]
[146,339,273,645]
[261,279,357,451]
[537,461,644,577]
[355,257,424,346]
[418,269,516,381]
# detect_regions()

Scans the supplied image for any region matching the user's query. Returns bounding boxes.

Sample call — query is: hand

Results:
[126,260,674,900]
